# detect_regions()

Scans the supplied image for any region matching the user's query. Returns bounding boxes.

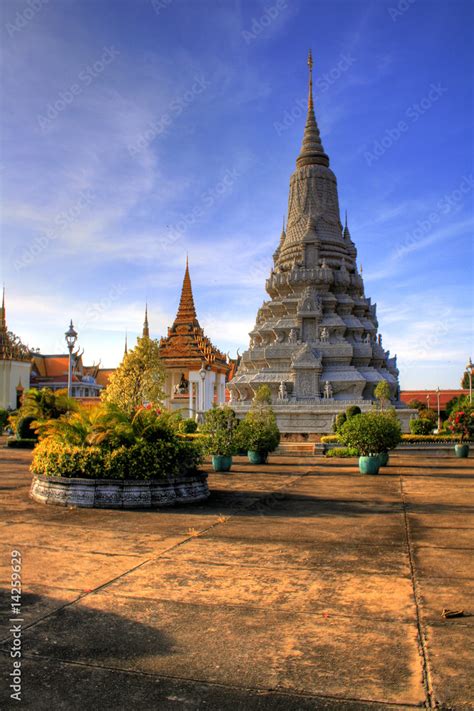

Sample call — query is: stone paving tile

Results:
[0,542,144,592]
[406,519,474,549]
[411,545,474,580]
[1,521,194,558]
[157,537,411,576]
[0,585,81,639]
[425,624,474,709]
[418,578,474,626]
[100,558,415,622]
[202,514,407,546]
[0,653,416,711]
[6,596,425,706]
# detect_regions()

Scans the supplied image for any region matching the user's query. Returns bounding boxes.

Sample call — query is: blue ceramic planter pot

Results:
[247,450,268,465]
[212,455,233,472]
[378,452,389,467]
[359,455,380,475]
[454,444,469,458]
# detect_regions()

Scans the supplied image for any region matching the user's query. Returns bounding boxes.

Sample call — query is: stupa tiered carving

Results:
[229,52,411,433]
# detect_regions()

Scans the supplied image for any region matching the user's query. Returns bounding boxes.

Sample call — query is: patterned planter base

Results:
[30,472,209,509]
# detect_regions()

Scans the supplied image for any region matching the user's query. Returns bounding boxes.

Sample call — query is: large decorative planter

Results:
[211,455,232,472]
[377,452,389,467]
[30,472,209,509]
[247,450,268,465]
[454,444,470,458]
[359,456,380,475]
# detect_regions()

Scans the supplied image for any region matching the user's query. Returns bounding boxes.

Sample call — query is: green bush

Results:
[345,405,362,419]
[333,412,347,433]
[326,447,359,458]
[237,408,280,454]
[409,418,434,435]
[179,418,198,434]
[31,436,202,480]
[321,434,341,443]
[201,406,239,456]
[339,412,401,456]
[17,416,39,441]
[0,408,9,432]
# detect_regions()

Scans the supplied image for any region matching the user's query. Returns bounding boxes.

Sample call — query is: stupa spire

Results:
[296,50,329,169]
[142,304,150,338]
[175,257,198,324]
[124,331,128,356]
[1,287,5,330]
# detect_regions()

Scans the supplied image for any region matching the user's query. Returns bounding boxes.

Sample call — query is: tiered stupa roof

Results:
[0,289,30,362]
[159,259,229,373]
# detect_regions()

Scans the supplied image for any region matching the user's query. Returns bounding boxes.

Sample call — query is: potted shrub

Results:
[409,418,434,436]
[237,407,280,464]
[340,412,401,474]
[447,408,473,458]
[201,406,238,472]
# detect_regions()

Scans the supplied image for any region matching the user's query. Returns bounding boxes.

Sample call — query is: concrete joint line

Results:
[399,476,435,708]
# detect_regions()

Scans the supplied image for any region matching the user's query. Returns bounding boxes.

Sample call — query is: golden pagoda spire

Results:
[142,304,150,338]
[124,331,128,356]
[296,50,329,169]
[175,257,198,325]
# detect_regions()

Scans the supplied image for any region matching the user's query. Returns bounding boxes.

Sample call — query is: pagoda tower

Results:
[229,53,411,433]
[158,259,230,416]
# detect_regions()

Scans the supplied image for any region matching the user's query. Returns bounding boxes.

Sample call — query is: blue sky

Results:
[1,0,472,388]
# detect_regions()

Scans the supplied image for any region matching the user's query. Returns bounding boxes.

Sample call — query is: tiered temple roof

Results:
[158,259,229,374]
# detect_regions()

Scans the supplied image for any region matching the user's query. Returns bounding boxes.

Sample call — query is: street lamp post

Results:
[436,386,441,433]
[466,357,473,404]
[198,363,207,421]
[65,320,78,398]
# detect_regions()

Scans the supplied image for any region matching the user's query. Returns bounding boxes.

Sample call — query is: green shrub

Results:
[409,418,434,435]
[179,418,198,434]
[326,447,359,458]
[237,408,280,454]
[333,412,347,433]
[0,408,9,432]
[253,385,272,405]
[345,405,362,419]
[321,434,341,443]
[17,416,39,440]
[339,412,401,456]
[201,406,239,456]
[31,436,202,480]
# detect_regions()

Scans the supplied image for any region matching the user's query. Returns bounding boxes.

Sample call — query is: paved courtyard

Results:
[1,446,473,710]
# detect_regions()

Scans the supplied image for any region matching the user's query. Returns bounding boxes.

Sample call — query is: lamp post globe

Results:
[65,320,78,397]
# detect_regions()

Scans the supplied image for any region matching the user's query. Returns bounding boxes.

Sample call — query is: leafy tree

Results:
[445,395,470,418]
[102,336,165,414]
[374,380,391,410]
[461,371,472,389]
[253,385,272,406]
[407,399,425,411]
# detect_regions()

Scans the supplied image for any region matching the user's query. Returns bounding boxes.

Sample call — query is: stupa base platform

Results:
[230,401,417,434]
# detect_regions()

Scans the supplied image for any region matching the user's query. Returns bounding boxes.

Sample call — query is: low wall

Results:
[30,472,209,509]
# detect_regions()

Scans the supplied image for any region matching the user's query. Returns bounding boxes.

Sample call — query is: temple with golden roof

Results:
[157,259,230,416]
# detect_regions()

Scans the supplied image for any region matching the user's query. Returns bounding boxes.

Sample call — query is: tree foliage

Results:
[374,380,391,410]
[101,336,165,414]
